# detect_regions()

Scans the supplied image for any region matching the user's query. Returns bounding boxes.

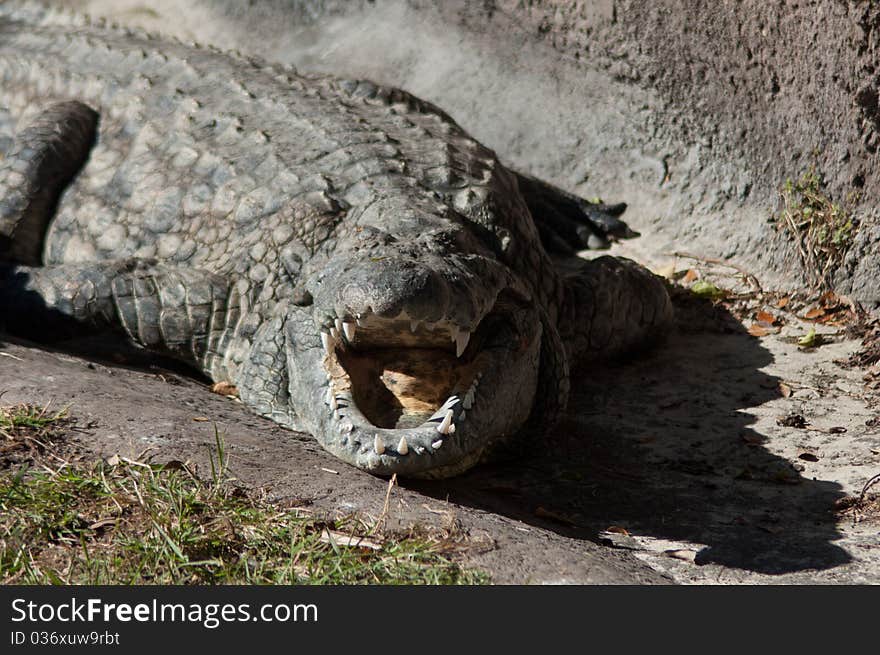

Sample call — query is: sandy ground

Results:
[2,0,877,583]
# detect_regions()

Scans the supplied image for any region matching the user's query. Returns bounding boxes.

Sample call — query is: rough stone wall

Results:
[485,0,880,300]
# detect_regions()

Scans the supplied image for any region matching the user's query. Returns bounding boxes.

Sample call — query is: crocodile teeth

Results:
[410,320,419,333]
[329,326,340,340]
[329,395,338,411]
[374,435,385,455]
[342,321,356,341]
[455,330,470,358]
[431,439,443,449]
[334,317,343,333]
[320,331,334,356]
[437,409,454,435]
[397,436,409,455]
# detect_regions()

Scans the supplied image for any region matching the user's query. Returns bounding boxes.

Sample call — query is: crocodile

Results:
[0,2,672,477]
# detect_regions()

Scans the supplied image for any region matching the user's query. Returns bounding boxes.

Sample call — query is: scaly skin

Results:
[0,2,672,477]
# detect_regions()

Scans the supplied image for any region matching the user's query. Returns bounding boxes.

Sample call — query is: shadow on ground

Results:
[408,293,851,575]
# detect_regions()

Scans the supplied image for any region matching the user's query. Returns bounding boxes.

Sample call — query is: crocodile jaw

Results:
[286,293,542,477]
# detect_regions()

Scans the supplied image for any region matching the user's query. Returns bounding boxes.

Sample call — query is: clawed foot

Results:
[516,172,639,254]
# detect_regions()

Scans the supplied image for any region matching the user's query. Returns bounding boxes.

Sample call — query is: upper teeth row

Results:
[322,312,472,359]
[321,317,357,355]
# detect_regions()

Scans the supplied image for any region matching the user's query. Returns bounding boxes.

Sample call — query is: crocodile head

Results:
[283,218,554,478]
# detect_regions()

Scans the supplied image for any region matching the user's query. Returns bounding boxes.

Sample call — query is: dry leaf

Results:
[804,307,826,320]
[779,382,792,398]
[319,529,382,550]
[755,310,776,325]
[192,416,210,422]
[88,518,119,530]
[211,381,239,397]
[605,525,630,535]
[775,296,791,309]
[682,268,699,283]
[748,324,769,337]
[655,262,676,279]
[819,290,839,305]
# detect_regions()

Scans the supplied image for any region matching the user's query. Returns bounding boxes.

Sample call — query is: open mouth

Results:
[317,290,529,458]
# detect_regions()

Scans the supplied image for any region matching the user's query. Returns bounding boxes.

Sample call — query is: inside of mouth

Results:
[336,346,478,429]
[325,290,526,432]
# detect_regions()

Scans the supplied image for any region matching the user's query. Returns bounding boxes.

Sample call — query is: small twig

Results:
[671,251,763,292]
[858,472,880,505]
[372,473,397,534]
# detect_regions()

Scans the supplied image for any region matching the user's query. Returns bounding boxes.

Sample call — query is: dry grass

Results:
[775,167,854,289]
[0,406,487,585]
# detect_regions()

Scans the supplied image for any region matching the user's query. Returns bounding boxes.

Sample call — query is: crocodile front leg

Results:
[0,259,241,378]
[0,259,298,427]
[0,102,98,265]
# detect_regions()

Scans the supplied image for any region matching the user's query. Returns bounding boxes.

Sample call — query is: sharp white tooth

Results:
[437,409,454,434]
[334,317,343,333]
[459,410,466,421]
[448,424,456,433]
[397,436,409,455]
[330,326,339,340]
[330,395,338,410]
[450,325,457,343]
[320,331,333,355]
[342,321,356,341]
[455,330,470,358]
[410,320,419,333]
[431,440,443,449]
[374,435,385,454]
[463,392,474,410]
[325,387,333,405]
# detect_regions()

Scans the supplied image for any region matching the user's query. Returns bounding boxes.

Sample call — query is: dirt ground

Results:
[5,0,877,583]
[3,276,879,584]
